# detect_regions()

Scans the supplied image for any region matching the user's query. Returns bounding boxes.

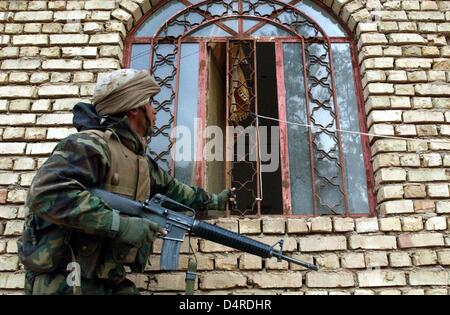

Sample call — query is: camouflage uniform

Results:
[18,112,217,295]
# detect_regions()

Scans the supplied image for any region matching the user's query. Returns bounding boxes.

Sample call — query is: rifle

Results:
[90,188,319,271]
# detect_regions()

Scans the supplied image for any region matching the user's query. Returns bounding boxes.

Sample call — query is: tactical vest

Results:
[83,129,150,202]
[73,129,151,280]
[19,129,152,283]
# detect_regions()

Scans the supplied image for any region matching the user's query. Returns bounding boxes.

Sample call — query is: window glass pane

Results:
[332,43,370,214]
[252,23,291,36]
[190,24,233,37]
[283,43,314,215]
[307,42,344,215]
[174,43,200,185]
[295,0,347,37]
[222,19,238,32]
[135,1,186,37]
[164,12,204,38]
[149,43,178,171]
[243,19,259,32]
[130,44,150,70]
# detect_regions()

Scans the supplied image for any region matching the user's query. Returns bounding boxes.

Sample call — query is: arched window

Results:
[125,0,375,217]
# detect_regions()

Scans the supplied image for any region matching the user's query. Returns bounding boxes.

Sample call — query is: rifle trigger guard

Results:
[271,239,284,262]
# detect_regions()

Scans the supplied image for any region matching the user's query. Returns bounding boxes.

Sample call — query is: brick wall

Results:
[0,0,449,295]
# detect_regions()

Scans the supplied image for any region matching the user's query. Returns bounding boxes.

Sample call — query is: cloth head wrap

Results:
[92,69,160,116]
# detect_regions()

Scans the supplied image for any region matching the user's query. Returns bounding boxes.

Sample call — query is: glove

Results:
[214,188,236,210]
[117,216,160,248]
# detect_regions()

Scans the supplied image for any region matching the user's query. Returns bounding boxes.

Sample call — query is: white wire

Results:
[252,112,450,145]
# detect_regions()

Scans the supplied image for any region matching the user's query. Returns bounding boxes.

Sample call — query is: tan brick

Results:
[368,110,402,125]
[409,270,449,286]
[0,255,19,271]
[306,271,354,288]
[427,184,449,198]
[399,154,420,167]
[120,0,143,21]
[0,143,26,155]
[380,200,414,215]
[372,154,400,170]
[14,158,35,171]
[357,270,406,287]
[341,253,365,269]
[42,59,82,70]
[408,169,448,182]
[0,272,25,289]
[426,288,448,295]
[50,34,89,45]
[249,272,302,289]
[401,216,423,232]
[333,217,354,232]
[286,218,309,234]
[365,252,388,267]
[354,289,375,295]
[389,34,426,44]
[350,235,397,250]
[239,219,261,234]
[416,83,450,96]
[262,217,285,234]
[398,233,444,248]
[371,140,406,154]
[25,128,46,140]
[215,254,238,270]
[54,10,90,22]
[310,217,332,233]
[2,128,25,140]
[38,85,79,97]
[40,47,60,58]
[149,273,186,291]
[408,11,445,21]
[412,250,438,266]
[377,185,404,202]
[379,217,402,231]
[416,201,438,215]
[36,114,73,126]
[83,59,120,70]
[25,142,57,155]
[365,83,394,95]
[423,153,442,167]
[355,218,379,233]
[315,254,339,269]
[90,33,122,45]
[1,59,40,70]
[403,111,444,123]
[4,220,24,236]
[85,0,117,10]
[389,252,412,267]
[239,253,262,270]
[375,168,406,185]
[436,201,450,214]
[265,257,288,270]
[299,236,346,252]
[425,216,447,230]
[437,250,450,265]
[200,272,247,289]
[0,206,17,219]
[412,97,432,108]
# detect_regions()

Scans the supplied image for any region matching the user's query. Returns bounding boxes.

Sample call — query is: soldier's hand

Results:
[118,216,161,247]
[217,187,237,211]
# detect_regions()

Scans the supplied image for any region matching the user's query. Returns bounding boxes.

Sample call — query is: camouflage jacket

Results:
[19,111,217,284]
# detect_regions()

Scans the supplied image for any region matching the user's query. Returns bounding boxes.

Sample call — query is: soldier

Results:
[18,69,233,295]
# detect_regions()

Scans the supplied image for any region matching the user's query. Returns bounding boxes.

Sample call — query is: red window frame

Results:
[123,0,376,217]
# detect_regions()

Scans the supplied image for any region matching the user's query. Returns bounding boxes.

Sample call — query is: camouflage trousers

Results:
[25,271,140,295]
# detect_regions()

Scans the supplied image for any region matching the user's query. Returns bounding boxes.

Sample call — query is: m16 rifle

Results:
[90,188,319,271]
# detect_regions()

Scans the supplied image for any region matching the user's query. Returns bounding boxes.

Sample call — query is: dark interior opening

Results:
[205,41,283,216]
[256,42,283,215]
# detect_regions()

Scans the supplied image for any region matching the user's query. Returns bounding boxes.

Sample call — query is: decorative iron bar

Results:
[227,40,260,216]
